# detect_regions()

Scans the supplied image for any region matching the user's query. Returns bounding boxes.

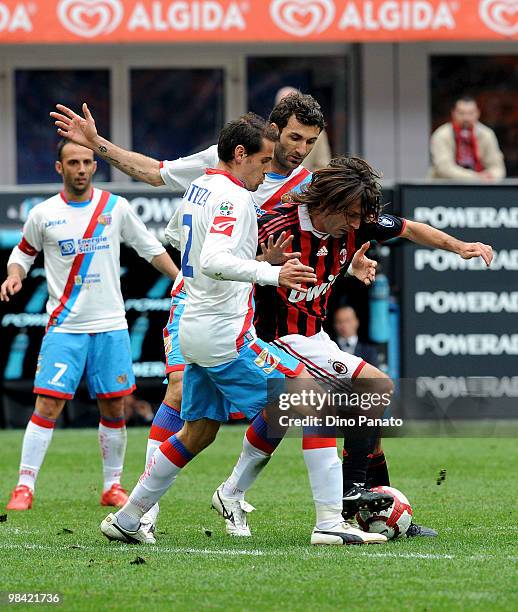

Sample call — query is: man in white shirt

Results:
[52,97,391,545]
[1,140,178,511]
[99,114,385,546]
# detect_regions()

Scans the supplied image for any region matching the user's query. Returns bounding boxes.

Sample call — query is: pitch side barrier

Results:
[397,181,518,425]
[1,181,518,428]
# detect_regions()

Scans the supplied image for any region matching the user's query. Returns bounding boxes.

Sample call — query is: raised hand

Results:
[278,258,317,292]
[350,242,377,286]
[458,242,493,267]
[260,232,300,265]
[50,103,98,149]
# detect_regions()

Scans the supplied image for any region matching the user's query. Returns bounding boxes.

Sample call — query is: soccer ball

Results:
[356,486,413,539]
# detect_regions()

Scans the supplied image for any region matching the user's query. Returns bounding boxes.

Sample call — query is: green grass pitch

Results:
[0,427,517,611]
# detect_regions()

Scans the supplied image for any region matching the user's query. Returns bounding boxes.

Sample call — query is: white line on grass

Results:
[0,542,267,556]
[1,542,516,562]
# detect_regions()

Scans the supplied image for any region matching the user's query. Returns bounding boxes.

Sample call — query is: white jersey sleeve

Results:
[160,145,219,191]
[8,207,43,274]
[119,198,165,262]
[164,206,182,250]
[200,197,279,287]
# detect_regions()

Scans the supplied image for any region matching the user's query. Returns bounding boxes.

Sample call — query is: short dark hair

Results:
[453,95,478,108]
[291,156,382,221]
[57,138,71,161]
[218,113,279,163]
[269,92,325,133]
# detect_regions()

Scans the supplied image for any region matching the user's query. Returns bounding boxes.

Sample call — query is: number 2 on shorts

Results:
[181,214,194,278]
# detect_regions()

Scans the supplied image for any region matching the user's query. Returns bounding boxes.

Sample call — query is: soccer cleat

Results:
[406,522,438,538]
[100,513,152,544]
[342,484,394,519]
[211,484,255,537]
[100,484,129,508]
[139,516,157,545]
[6,485,33,511]
[311,521,387,545]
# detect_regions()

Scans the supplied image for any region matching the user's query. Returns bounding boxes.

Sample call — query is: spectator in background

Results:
[275,86,332,172]
[429,95,506,181]
[334,305,379,368]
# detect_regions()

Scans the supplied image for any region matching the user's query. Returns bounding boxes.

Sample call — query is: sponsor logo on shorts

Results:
[117,373,128,384]
[59,238,76,256]
[210,216,236,236]
[36,355,42,374]
[331,360,348,374]
[98,213,112,225]
[164,335,173,356]
[254,347,281,374]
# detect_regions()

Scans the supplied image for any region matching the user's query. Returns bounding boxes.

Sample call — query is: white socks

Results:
[140,438,162,524]
[117,444,188,532]
[17,414,56,491]
[303,447,343,530]
[98,420,127,491]
[221,436,272,500]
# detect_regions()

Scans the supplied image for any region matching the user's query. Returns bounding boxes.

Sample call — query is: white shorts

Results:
[273,330,366,388]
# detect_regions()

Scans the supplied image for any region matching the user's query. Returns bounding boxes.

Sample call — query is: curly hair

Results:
[269,92,325,133]
[290,156,383,221]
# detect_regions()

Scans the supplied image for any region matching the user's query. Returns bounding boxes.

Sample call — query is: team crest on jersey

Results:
[98,213,112,226]
[218,201,234,217]
[210,216,236,237]
[339,248,348,266]
[117,374,128,385]
[254,348,281,374]
[58,238,76,256]
[74,275,82,286]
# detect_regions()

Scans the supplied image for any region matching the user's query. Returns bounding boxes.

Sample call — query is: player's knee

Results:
[355,364,394,397]
[35,395,65,420]
[98,397,125,419]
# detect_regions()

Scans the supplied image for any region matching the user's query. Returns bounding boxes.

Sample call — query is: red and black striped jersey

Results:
[254,206,406,341]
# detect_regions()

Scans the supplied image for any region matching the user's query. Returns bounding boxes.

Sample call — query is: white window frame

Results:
[0,43,354,185]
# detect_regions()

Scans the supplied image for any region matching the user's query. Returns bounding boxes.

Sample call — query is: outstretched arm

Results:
[402,220,493,266]
[50,103,164,186]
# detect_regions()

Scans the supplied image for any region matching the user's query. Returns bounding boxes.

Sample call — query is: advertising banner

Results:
[400,183,518,382]
[0,0,517,44]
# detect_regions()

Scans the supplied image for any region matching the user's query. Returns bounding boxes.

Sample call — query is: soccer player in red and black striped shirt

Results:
[215,156,493,539]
